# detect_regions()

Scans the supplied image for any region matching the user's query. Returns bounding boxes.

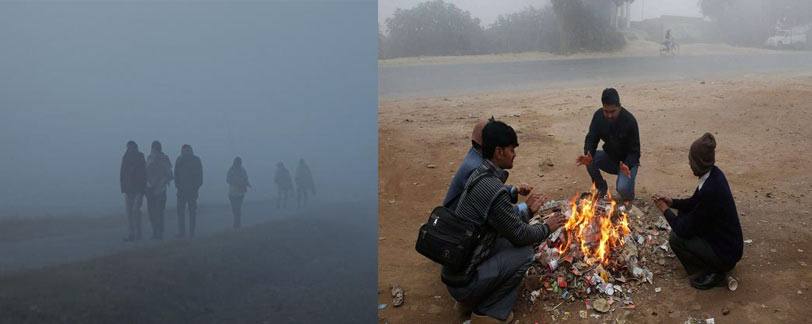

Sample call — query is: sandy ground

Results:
[379,40,799,67]
[378,72,812,323]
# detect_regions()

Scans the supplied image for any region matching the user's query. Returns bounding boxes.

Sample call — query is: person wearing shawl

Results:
[120,140,146,241]
[146,140,173,239]
[275,162,294,209]
[295,158,315,208]
[227,157,251,228]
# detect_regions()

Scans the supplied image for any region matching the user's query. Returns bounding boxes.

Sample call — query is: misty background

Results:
[378,0,812,58]
[379,0,702,26]
[0,1,377,218]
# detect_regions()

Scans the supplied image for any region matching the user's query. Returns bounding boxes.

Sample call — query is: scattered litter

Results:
[433,295,441,299]
[771,249,777,253]
[707,318,715,324]
[722,307,730,315]
[391,285,404,307]
[593,298,610,313]
[726,275,738,291]
[378,304,387,310]
[388,200,395,204]
[683,317,702,324]
[744,239,752,244]
[579,310,588,319]
[799,249,804,253]
[655,217,670,230]
[426,164,437,169]
[655,287,662,293]
[379,237,386,241]
[798,290,803,295]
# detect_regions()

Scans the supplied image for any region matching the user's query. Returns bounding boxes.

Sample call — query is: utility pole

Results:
[641,0,644,21]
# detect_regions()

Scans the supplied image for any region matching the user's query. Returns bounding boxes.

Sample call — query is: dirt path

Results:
[378,72,812,323]
[0,201,308,276]
[0,201,376,323]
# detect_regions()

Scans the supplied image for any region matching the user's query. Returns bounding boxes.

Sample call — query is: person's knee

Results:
[617,181,635,199]
[668,231,683,250]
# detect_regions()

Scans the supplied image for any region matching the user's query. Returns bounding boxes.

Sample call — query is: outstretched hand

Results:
[515,183,534,196]
[619,161,631,178]
[527,193,547,215]
[576,152,593,166]
[545,213,566,232]
[651,194,672,213]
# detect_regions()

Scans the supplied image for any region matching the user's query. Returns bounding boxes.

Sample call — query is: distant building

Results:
[632,15,711,43]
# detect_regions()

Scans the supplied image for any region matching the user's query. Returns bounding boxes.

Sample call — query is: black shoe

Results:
[690,272,725,290]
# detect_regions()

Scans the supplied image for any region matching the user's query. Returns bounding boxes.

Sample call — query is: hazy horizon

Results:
[0,1,377,218]
[379,0,703,29]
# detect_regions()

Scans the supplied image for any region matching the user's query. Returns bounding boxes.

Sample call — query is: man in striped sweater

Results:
[443,120,566,324]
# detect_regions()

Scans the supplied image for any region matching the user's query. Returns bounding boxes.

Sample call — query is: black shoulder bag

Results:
[414,172,490,271]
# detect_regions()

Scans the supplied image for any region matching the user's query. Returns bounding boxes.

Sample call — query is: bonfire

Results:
[524,185,666,315]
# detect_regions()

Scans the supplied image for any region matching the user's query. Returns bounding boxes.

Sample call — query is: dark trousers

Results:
[229,195,245,229]
[669,231,732,275]
[585,150,638,201]
[448,238,534,321]
[124,193,143,240]
[277,188,290,209]
[146,191,166,239]
[297,187,308,208]
[177,193,198,237]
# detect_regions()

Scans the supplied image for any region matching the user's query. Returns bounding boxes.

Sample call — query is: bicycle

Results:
[660,40,679,56]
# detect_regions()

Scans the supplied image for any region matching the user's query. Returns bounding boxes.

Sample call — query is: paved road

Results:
[379,52,812,99]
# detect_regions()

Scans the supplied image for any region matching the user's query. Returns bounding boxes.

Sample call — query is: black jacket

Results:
[120,149,146,194]
[175,154,203,194]
[584,107,641,168]
[664,166,743,268]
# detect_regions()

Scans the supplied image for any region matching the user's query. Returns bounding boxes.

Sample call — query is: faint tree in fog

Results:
[378,23,385,59]
[384,0,485,58]
[486,6,560,54]
[381,0,628,58]
[551,0,626,53]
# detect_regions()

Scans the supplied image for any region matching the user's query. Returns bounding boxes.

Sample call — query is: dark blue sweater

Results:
[664,166,743,268]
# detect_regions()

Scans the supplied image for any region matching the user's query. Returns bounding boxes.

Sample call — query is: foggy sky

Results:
[0,1,377,217]
[378,0,702,28]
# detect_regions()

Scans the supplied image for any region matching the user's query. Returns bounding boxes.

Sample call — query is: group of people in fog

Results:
[120,140,315,241]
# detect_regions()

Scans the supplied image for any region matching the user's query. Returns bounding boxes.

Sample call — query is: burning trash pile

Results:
[523,186,675,315]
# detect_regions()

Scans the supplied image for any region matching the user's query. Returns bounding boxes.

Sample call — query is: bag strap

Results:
[444,169,493,208]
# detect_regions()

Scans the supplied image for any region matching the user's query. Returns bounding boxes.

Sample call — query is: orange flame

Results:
[558,184,631,265]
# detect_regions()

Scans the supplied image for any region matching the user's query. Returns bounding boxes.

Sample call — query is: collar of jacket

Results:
[482,159,509,183]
